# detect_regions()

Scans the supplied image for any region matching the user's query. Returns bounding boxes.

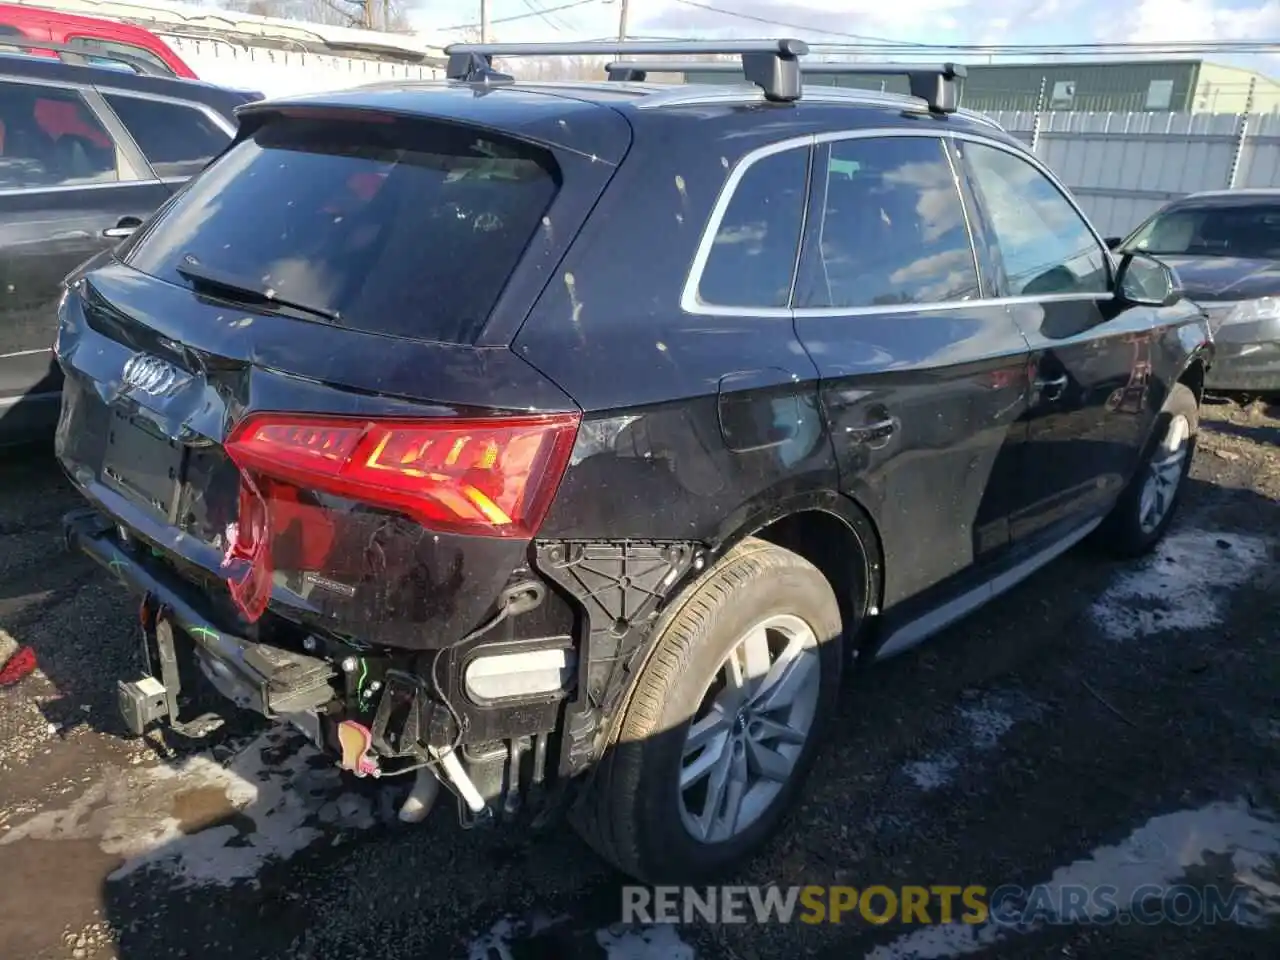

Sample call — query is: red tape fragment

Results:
[0,645,36,687]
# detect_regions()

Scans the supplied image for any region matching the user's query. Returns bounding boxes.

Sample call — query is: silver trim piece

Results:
[873,515,1103,661]
[0,348,51,360]
[95,86,238,137]
[939,134,985,299]
[680,125,1115,318]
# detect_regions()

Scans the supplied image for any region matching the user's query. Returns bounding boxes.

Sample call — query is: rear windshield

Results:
[124,112,561,343]
[1126,203,1280,259]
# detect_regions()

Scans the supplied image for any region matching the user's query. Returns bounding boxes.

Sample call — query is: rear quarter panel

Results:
[517,105,849,545]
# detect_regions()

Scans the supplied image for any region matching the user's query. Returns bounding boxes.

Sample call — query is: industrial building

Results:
[684,59,1280,114]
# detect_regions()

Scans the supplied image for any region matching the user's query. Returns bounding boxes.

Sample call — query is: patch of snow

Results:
[1090,530,1268,642]
[901,693,1039,793]
[903,755,960,791]
[597,923,698,959]
[864,798,1280,959]
[0,726,373,887]
[960,706,1015,750]
[466,913,564,960]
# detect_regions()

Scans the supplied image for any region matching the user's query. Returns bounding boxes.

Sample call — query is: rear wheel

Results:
[572,538,843,883]
[1098,382,1198,557]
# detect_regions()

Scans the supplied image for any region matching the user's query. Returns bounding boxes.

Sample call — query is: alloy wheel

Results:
[1138,413,1191,534]
[677,613,822,843]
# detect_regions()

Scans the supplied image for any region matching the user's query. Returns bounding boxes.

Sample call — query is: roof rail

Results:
[443,39,810,102]
[0,40,167,77]
[604,58,968,114]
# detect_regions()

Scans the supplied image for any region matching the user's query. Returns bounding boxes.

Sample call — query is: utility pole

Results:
[617,0,629,41]
[481,0,490,42]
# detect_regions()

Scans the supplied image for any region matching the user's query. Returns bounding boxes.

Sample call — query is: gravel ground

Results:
[1,396,1279,960]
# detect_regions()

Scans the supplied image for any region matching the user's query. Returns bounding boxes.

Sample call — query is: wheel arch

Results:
[1177,354,1208,405]
[547,487,887,783]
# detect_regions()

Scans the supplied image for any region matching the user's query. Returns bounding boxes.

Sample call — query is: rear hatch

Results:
[55,91,632,649]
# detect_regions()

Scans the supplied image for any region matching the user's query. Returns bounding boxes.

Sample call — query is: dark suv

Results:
[55,40,1212,883]
[0,41,258,444]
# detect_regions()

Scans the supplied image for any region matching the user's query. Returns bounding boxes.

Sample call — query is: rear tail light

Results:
[220,411,581,623]
[225,412,582,539]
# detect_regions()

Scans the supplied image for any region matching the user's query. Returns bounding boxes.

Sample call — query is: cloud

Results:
[1098,0,1280,43]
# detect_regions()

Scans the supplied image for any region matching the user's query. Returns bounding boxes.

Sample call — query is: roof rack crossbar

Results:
[604,58,968,114]
[444,39,809,102]
[0,39,165,76]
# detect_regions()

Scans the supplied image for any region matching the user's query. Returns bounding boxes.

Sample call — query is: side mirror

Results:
[1104,236,1123,251]
[1115,251,1181,308]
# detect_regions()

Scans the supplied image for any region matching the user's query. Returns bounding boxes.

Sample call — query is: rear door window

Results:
[102,94,229,178]
[796,136,980,309]
[0,80,120,189]
[124,112,561,343]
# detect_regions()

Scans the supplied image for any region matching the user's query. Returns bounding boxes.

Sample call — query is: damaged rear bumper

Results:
[64,507,337,735]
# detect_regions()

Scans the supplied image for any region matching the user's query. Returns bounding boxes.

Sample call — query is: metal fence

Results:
[988,109,1280,237]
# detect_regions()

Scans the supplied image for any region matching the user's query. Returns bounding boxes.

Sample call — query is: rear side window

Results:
[124,113,560,343]
[0,80,119,189]
[696,146,808,309]
[796,136,979,309]
[67,36,175,74]
[102,94,229,178]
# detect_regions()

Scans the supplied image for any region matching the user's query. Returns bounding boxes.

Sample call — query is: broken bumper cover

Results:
[64,507,337,733]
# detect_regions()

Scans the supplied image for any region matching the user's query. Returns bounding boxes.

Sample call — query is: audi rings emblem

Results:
[122,353,188,397]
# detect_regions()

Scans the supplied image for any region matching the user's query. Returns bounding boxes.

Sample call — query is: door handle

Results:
[1034,374,1068,396]
[103,217,143,240]
[846,417,899,447]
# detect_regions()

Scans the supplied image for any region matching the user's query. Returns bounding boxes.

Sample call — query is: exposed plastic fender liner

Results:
[533,540,703,778]
[543,490,885,791]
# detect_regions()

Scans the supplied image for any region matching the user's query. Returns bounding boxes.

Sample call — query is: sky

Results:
[406,0,1280,69]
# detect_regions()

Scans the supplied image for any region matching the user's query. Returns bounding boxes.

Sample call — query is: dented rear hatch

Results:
[55,90,632,649]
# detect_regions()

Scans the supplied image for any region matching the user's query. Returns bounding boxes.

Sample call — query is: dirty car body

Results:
[55,43,1213,883]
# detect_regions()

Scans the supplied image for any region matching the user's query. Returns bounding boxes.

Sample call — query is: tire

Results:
[1097,382,1198,558]
[571,537,843,883]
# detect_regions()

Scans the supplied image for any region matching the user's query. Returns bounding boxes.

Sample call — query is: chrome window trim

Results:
[94,86,238,138]
[0,74,152,193]
[940,135,987,300]
[681,125,1115,319]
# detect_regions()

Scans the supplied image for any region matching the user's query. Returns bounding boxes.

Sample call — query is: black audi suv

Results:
[53,40,1212,883]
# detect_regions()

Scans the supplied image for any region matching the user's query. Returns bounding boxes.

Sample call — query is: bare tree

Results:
[218,0,414,32]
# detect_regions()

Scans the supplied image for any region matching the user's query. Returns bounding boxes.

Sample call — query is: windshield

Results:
[124,112,560,344]
[1125,203,1280,259]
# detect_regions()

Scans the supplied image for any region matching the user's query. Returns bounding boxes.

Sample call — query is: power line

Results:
[438,0,601,34]
[671,0,921,46]
[670,0,1280,59]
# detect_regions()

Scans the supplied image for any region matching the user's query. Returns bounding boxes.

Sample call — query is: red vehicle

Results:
[0,2,196,78]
